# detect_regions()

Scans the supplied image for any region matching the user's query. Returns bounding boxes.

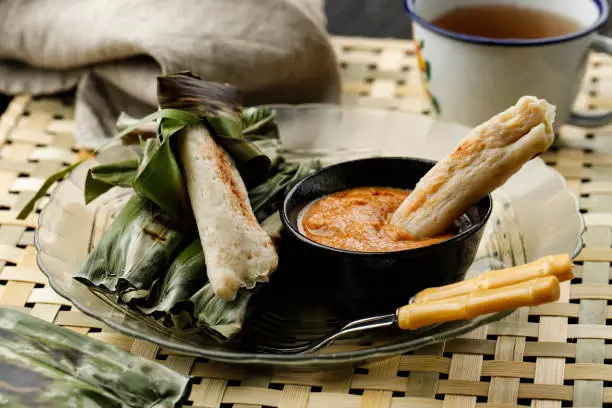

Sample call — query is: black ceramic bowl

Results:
[279,157,493,318]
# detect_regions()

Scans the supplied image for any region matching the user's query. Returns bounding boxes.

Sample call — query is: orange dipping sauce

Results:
[300,187,456,252]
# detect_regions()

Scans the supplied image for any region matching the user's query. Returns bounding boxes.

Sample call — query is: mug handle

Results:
[568,35,612,127]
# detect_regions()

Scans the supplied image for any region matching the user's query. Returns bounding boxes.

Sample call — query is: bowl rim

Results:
[280,156,493,257]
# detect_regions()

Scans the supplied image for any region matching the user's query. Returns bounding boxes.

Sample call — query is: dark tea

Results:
[431,4,583,39]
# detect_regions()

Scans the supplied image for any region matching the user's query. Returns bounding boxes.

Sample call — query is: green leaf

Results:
[84,159,139,204]
[83,138,158,205]
[74,158,317,341]
[134,240,254,340]
[136,239,207,321]
[248,160,320,221]
[241,107,278,136]
[0,307,189,407]
[16,108,202,220]
[159,118,187,140]
[17,159,88,219]
[123,74,278,222]
[156,73,272,187]
[19,74,278,221]
[74,194,193,299]
[206,113,243,140]
[132,132,192,223]
[431,94,442,115]
[110,108,200,144]
[189,282,253,340]
[139,137,160,168]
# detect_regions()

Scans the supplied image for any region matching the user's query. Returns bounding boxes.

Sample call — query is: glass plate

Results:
[35,105,584,368]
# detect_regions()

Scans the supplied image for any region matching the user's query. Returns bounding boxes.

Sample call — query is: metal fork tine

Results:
[250,313,398,354]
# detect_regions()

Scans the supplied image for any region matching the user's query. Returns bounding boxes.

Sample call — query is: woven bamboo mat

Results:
[0,36,611,407]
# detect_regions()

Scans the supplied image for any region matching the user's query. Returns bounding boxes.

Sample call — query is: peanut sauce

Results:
[300,187,456,252]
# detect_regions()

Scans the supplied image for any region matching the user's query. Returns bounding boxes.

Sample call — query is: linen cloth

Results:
[0,0,341,147]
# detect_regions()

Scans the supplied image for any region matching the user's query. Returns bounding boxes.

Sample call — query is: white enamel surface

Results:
[413,22,592,127]
[408,0,605,128]
[35,106,583,367]
[413,0,600,26]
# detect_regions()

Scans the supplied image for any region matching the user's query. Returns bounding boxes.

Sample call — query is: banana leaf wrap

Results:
[74,194,193,305]
[136,240,255,340]
[24,73,318,342]
[77,157,317,341]
[0,307,189,408]
[17,72,278,221]
[156,72,273,188]
[117,72,278,223]
[84,157,139,205]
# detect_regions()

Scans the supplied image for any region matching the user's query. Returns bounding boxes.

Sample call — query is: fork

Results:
[251,254,574,354]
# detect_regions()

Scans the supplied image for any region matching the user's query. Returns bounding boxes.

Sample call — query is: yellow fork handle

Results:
[413,254,573,304]
[398,276,560,331]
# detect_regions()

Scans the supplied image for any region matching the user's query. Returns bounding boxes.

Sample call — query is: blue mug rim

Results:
[405,0,609,47]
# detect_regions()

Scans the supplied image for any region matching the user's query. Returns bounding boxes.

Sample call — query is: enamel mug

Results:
[405,0,612,128]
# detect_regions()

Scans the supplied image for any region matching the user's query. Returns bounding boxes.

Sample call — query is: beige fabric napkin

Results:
[0,0,341,147]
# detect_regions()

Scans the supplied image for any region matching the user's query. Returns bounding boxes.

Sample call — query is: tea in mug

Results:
[431,4,583,39]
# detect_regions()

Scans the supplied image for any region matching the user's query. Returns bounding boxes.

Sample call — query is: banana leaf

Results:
[188,282,253,341]
[241,107,278,137]
[156,72,272,187]
[114,73,277,221]
[74,194,193,305]
[17,158,91,220]
[84,158,139,204]
[34,74,316,342]
[132,127,192,223]
[135,240,254,341]
[138,137,162,170]
[76,159,318,341]
[17,73,278,221]
[249,159,319,221]
[0,307,189,408]
[135,240,207,326]
[16,107,201,220]
[130,160,316,338]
